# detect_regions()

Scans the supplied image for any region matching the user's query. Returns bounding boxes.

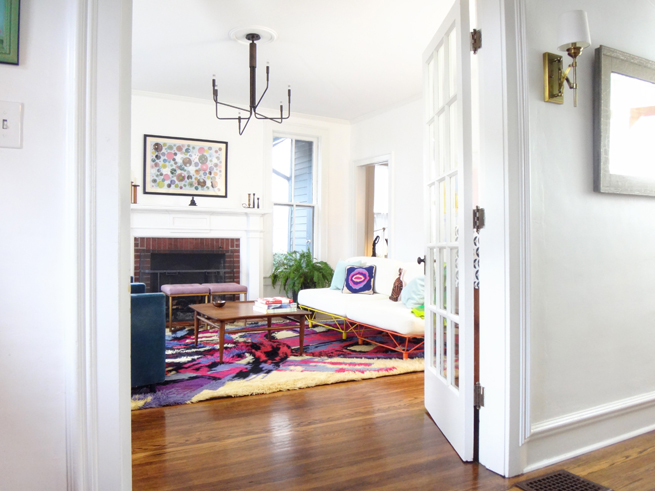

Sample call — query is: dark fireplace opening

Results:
[141,252,231,293]
[133,238,242,324]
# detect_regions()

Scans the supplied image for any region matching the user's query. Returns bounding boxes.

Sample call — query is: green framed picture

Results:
[0,0,20,65]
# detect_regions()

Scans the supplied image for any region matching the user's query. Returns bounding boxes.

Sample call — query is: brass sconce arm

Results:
[544,46,584,107]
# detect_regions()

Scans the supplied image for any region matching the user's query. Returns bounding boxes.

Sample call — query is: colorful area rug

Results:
[131,320,424,410]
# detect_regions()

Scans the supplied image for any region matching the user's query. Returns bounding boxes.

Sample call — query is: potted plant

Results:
[270,249,334,302]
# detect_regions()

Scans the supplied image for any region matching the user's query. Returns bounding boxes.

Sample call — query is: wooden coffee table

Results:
[189,301,311,362]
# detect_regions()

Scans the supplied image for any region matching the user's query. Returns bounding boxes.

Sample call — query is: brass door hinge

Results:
[471,29,482,54]
[474,382,485,409]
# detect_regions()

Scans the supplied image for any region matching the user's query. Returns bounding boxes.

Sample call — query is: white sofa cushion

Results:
[298,288,387,317]
[346,298,425,336]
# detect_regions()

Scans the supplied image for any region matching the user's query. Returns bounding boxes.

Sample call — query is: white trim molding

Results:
[351,153,396,258]
[512,0,532,447]
[65,0,133,489]
[522,391,655,473]
[531,389,655,439]
[65,0,100,489]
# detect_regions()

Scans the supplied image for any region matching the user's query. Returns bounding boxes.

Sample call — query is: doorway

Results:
[364,163,390,258]
[354,155,394,258]
[73,0,520,486]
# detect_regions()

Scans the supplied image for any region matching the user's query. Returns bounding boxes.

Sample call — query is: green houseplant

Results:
[270,250,334,302]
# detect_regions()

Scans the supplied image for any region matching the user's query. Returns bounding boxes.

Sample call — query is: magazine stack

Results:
[253,297,298,313]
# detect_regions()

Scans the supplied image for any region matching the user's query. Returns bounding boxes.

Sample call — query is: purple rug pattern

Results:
[131,320,423,410]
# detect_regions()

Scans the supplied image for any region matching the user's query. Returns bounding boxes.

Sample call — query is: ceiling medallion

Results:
[212,26,291,135]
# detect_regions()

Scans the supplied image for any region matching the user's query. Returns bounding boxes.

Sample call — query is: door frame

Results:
[64,0,133,489]
[475,0,530,478]
[63,0,532,486]
[352,153,396,258]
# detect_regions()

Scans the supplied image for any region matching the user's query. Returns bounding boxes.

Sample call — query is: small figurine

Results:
[389,268,403,302]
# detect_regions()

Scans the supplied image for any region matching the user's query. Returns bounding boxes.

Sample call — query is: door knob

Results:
[417,256,425,265]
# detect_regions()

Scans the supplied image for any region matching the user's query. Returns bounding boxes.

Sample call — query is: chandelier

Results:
[212,31,291,135]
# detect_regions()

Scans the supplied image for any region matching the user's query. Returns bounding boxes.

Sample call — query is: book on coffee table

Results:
[253,302,298,313]
[255,296,293,305]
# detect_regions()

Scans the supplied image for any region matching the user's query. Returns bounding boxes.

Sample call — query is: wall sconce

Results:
[543,10,591,107]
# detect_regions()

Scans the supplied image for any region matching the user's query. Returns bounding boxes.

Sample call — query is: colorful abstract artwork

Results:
[143,134,228,198]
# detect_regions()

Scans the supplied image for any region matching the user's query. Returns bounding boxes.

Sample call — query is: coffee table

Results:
[189,301,311,362]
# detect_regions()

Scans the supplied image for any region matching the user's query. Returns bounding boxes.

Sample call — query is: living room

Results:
[3,0,655,489]
[127,0,433,433]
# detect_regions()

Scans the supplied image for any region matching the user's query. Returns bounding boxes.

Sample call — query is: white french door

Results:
[423,0,474,461]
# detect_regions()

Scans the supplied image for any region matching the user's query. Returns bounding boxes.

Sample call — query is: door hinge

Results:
[473,206,485,232]
[474,382,485,409]
[471,29,482,54]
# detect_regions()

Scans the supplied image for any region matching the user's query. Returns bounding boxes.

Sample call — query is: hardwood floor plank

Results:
[132,373,655,490]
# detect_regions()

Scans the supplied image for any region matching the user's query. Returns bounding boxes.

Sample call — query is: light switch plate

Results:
[0,101,24,148]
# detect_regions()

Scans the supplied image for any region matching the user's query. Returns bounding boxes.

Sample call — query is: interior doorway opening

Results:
[364,163,390,258]
[355,155,393,258]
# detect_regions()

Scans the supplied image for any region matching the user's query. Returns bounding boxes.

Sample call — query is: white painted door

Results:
[423,0,474,461]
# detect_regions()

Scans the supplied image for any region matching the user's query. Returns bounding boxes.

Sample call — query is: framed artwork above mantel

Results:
[143,134,228,198]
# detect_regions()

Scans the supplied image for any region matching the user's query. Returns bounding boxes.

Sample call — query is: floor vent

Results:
[515,470,612,491]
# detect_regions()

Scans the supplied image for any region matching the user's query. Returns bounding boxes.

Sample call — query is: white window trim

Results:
[262,122,329,279]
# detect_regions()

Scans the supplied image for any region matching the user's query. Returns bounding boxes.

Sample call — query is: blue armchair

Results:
[131,283,166,388]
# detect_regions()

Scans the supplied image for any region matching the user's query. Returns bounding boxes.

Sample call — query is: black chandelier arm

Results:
[253,112,290,123]
[238,113,253,135]
[254,99,291,122]
[214,98,251,114]
[254,87,291,121]
[254,79,270,110]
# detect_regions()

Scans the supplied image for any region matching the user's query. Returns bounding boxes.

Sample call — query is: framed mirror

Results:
[594,45,655,196]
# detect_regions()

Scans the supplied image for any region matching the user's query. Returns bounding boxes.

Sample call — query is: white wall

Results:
[0,2,70,488]
[1,1,132,488]
[350,99,425,263]
[521,0,655,471]
[131,92,353,274]
[131,92,266,210]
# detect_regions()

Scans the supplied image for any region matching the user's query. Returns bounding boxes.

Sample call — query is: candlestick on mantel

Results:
[130,181,140,204]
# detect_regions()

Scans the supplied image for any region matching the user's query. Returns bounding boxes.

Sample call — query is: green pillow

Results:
[330,260,362,290]
[401,275,425,309]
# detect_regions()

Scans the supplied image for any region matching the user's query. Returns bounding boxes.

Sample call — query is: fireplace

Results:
[131,205,266,300]
[134,238,240,293]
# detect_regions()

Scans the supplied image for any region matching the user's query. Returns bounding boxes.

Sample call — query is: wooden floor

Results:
[132,373,655,490]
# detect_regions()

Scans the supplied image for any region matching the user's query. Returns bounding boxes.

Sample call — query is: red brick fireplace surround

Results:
[133,237,240,292]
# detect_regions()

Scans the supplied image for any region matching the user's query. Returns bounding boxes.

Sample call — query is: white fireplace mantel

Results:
[131,205,270,299]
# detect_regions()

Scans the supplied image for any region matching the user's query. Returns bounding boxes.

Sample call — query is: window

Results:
[272,136,316,254]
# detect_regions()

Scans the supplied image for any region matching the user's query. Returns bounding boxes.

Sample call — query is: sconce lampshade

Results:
[557,10,591,51]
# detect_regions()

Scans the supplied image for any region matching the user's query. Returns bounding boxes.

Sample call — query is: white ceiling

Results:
[132,0,452,121]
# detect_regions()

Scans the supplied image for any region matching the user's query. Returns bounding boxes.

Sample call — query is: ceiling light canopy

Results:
[212,26,291,135]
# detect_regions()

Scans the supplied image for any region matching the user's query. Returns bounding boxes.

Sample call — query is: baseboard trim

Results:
[523,419,655,474]
[530,389,655,438]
